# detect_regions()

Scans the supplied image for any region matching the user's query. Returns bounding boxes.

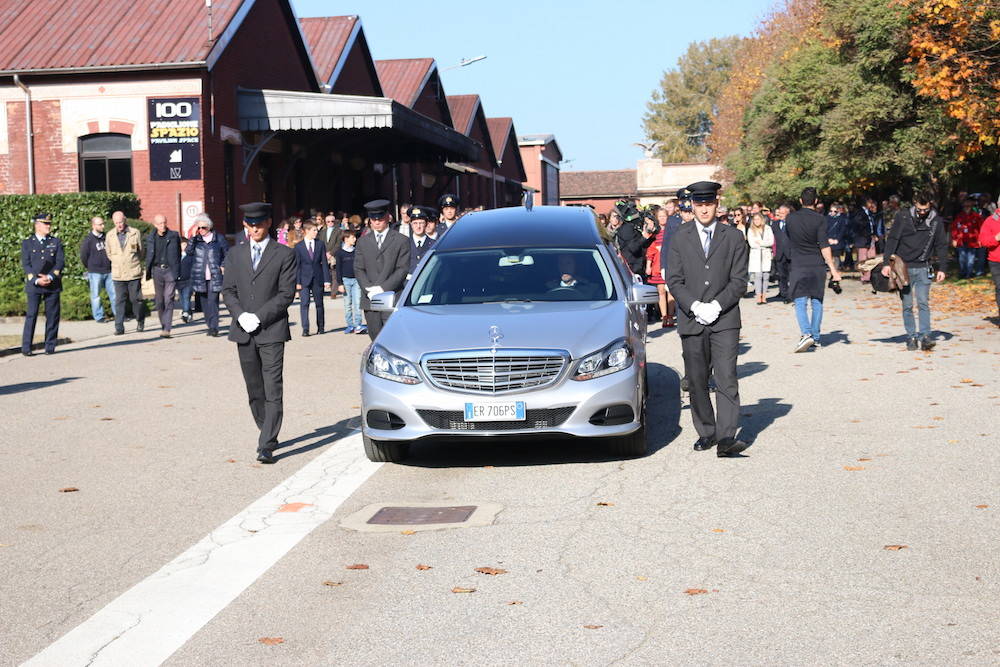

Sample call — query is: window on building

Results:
[78,133,133,192]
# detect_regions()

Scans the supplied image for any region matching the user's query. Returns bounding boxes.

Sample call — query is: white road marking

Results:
[25,433,380,667]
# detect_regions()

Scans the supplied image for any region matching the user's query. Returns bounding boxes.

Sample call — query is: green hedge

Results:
[0,193,143,318]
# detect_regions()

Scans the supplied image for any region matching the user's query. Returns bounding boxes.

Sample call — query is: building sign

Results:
[181,201,204,238]
[148,97,201,181]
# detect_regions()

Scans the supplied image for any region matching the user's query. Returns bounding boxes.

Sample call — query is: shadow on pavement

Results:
[737,360,768,379]
[275,415,362,461]
[822,329,851,346]
[400,362,682,468]
[736,397,792,446]
[0,376,82,396]
[871,331,954,344]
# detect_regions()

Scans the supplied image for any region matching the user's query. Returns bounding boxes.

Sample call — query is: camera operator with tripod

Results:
[612,199,657,276]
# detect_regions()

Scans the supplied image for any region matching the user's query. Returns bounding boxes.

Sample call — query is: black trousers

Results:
[364,309,390,340]
[22,289,60,353]
[775,258,791,299]
[114,279,144,330]
[151,266,176,332]
[237,340,285,451]
[199,290,221,330]
[299,279,325,333]
[990,261,1000,317]
[680,327,741,442]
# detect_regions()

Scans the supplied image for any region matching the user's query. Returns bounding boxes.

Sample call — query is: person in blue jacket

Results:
[294,221,331,336]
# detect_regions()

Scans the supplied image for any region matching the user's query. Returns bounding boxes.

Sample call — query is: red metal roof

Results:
[447,95,480,136]
[560,170,637,198]
[486,117,513,160]
[0,0,245,73]
[375,58,434,108]
[299,15,356,86]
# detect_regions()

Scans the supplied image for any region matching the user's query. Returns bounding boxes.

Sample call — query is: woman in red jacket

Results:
[646,208,674,326]
[951,197,985,278]
[978,207,1000,322]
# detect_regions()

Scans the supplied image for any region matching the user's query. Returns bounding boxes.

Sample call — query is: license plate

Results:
[464,401,526,422]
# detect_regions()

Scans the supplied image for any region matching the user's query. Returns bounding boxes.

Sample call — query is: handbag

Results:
[870,215,937,293]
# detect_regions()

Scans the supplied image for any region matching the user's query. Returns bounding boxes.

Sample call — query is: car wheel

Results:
[610,421,647,458]
[362,433,410,463]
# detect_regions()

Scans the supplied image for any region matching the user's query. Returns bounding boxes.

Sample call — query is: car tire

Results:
[610,421,647,458]
[362,433,410,463]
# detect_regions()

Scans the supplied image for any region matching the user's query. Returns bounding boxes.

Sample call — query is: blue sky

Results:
[292,0,777,171]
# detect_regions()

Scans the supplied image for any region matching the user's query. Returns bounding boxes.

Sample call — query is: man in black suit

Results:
[666,181,750,458]
[406,205,436,278]
[20,213,64,356]
[294,221,331,336]
[771,203,792,302]
[144,214,182,338]
[221,202,297,464]
[355,198,411,340]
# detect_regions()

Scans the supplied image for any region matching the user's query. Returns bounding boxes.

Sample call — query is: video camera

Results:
[613,199,656,234]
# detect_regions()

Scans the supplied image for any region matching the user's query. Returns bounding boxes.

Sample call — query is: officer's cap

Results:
[438,193,459,208]
[408,206,436,221]
[679,199,693,212]
[676,188,691,202]
[686,181,722,203]
[33,212,53,223]
[239,202,272,224]
[364,199,391,219]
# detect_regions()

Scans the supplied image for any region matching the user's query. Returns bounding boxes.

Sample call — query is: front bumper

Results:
[361,365,643,442]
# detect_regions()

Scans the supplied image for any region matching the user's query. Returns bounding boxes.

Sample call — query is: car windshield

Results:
[406,247,616,306]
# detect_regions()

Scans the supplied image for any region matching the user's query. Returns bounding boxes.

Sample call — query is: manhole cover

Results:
[367,505,477,525]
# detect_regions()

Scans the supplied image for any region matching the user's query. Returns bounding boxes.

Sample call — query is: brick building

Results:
[518,134,562,207]
[559,159,723,213]
[1,0,557,235]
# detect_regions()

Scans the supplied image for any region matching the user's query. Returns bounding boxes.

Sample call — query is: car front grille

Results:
[417,407,575,431]
[422,351,567,394]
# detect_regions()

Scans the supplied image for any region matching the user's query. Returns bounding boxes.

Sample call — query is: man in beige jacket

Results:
[105,210,146,335]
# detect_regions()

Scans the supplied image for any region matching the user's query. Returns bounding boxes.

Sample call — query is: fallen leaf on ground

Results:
[711,528,726,533]
[948,440,959,444]
[52,416,69,420]
[960,379,974,383]
[99,417,114,421]
[636,576,648,581]
[932,416,944,421]
[975,504,988,509]
[226,458,237,463]
[452,587,476,593]
[58,487,79,493]
[157,385,173,388]
[843,466,865,471]
[322,580,343,586]
[345,564,369,570]
[684,588,709,595]
[415,564,432,570]
[506,600,523,605]
[163,404,173,408]
[596,502,614,507]
[400,530,416,535]
[258,637,284,645]
[857,458,872,462]
[475,567,507,576]
[277,502,313,513]
[583,625,603,630]
[883,545,909,551]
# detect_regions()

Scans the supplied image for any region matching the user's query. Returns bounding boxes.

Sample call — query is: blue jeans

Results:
[178,282,193,314]
[957,246,977,278]
[794,297,823,341]
[342,277,363,328]
[899,266,932,337]
[86,272,116,320]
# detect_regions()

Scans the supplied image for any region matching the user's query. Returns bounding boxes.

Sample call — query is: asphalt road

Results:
[1,281,998,666]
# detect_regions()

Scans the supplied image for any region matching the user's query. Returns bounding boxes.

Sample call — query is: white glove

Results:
[365,286,384,297]
[237,312,261,333]
[702,300,722,324]
[690,301,708,321]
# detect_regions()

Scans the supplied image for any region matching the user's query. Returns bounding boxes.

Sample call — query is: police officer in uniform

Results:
[21,213,64,356]
[438,194,460,234]
[406,205,436,277]
[355,199,411,340]
[666,182,750,457]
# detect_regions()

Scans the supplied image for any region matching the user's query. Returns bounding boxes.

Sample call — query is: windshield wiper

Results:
[483,298,534,303]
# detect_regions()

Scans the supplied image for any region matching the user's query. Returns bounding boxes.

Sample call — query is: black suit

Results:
[408,235,435,274]
[771,219,791,299]
[221,239,297,453]
[143,230,182,332]
[355,228,410,340]
[294,238,330,333]
[21,235,64,354]
[666,222,749,443]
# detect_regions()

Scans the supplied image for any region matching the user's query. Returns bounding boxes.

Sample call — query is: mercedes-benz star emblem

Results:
[489,326,503,346]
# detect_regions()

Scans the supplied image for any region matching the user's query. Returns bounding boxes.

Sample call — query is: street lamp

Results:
[443,55,487,71]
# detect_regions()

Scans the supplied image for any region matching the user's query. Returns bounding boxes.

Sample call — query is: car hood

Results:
[378,301,633,361]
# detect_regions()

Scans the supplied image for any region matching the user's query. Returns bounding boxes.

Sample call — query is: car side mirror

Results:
[370,291,396,312]
[628,284,659,305]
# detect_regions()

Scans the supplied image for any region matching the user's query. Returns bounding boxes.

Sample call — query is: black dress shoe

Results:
[114,328,124,336]
[44,349,55,355]
[207,329,219,337]
[302,331,311,337]
[21,350,33,357]
[693,437,715,451]
[717,438,750,457]
[317,329,325,335]
[257,449,276,464]
[137,321,145,332]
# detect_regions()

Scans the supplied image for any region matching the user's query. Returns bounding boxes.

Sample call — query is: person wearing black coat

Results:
[852,199,883,282]
[771,203,793,302]
[20,213,64,356]
[614,214,656,275]
[293,222,331,336]
[186,214,229,336]
[143,215,182,337]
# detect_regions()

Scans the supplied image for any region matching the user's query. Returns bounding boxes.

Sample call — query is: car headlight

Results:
[572,338,633,381]
[366,345,421,385]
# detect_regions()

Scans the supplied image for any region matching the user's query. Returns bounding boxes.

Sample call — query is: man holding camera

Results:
[613,200,656,276]
[881,191,949,351]
[786,187,842,353]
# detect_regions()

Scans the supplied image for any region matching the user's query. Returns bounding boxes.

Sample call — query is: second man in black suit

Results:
[355,199,411,340]
[406,205,436,279]
[294,221,331,336]
[666,181,751,458]
[144,214,181,338]
[221,202,297,464]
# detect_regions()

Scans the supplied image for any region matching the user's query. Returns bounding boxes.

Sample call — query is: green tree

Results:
[643,36,743,163]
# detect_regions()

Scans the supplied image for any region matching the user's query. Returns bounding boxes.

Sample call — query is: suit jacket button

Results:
[705,265,710,269]
[704,281,710,285]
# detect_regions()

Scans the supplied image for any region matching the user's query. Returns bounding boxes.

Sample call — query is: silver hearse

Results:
[360,205,659,462]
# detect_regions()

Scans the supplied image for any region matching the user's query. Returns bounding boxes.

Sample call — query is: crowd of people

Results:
[599,186,1000,351]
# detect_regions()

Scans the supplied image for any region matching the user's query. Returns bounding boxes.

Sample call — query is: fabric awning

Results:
[237,88,479,162]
